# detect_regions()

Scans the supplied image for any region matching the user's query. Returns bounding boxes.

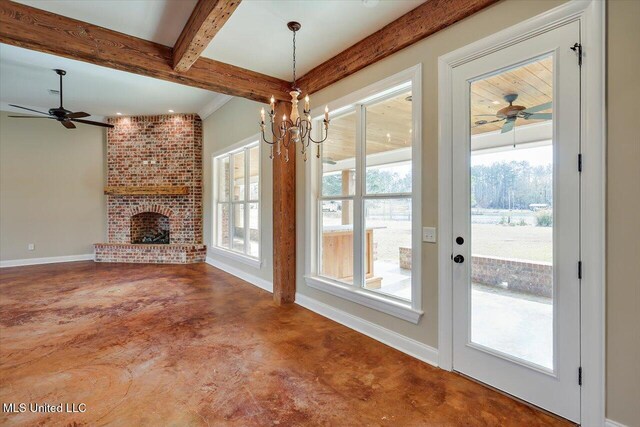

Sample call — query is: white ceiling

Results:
[0,44,227,118]
[13,0,425,80]
[14,0,198,47]
[201,0,426,79]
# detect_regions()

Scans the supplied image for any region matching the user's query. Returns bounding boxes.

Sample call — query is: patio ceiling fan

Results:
[473,93,552,134]
[8,69,114,129]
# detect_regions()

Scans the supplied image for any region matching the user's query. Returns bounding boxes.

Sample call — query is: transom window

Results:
[214,141,260,259]
[306,66,422,322]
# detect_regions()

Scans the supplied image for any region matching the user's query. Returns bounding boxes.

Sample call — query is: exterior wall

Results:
[0,111,106,261]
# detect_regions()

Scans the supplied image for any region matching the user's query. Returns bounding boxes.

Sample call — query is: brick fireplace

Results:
[94,114,206,263]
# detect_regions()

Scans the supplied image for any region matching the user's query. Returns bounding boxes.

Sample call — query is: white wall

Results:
[0,111,106,262]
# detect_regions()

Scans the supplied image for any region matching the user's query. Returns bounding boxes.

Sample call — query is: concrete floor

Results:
[0,262,571,426]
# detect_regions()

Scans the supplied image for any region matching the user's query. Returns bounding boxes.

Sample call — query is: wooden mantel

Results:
[103,186,189,196]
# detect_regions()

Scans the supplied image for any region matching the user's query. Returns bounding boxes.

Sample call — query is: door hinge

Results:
[578,367,583,386]
[578,153,583,172]
[578,261,583,279]
[570,43,583,67]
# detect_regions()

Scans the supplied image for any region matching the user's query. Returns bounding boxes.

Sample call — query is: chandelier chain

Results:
[292,29,297,87]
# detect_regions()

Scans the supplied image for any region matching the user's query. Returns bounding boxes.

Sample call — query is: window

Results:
[214,141,260,262]
[306,66,422,323]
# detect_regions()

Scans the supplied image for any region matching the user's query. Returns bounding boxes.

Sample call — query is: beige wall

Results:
[202,98,273,283]
[197,0,640,424]
[606,0,640,424]
[0,111,106,261]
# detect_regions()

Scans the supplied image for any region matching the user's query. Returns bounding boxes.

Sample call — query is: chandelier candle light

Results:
[260,21,329,162]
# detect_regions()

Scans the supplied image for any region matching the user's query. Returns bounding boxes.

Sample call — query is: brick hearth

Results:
[95,114,205,263]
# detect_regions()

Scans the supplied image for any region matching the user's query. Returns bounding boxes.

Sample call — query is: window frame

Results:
[212,136,262,268]
[304,65,423,323]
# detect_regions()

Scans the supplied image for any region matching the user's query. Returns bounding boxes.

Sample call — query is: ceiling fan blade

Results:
[61,120,76,129]
[9,104,51,116]
[501,118,516,134]
[523,101,552,114]
[65,111,90,119]
[525,113,552,120]
[474,114,499,117]
[8,115,55,119]
[70,118,114,128]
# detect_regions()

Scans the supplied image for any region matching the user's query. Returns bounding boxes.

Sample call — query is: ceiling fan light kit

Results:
[8,69,114,129]
[259,22,330,163]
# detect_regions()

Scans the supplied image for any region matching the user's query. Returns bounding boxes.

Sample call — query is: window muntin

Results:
[316,85,414,303]
[214,142,260,259]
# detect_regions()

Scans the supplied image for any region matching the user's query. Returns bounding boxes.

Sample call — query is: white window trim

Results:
[437,1,605,425]
[304,64,423,324]
[212,134,262,266]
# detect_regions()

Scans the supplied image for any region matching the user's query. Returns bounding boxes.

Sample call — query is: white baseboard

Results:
[606,419,629,427]
[205,256,273,293]
[0,253,94,268]
[295,293,438,367]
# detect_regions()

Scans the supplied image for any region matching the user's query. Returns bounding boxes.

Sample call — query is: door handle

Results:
[453,254,465,263]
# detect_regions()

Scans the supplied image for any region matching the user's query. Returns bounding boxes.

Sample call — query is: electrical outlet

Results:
[422,227,436,243]
[27,243,35,251]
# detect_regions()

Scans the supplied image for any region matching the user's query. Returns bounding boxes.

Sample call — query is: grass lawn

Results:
[472,223,552,263]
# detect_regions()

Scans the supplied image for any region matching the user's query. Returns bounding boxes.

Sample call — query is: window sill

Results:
[304,275,423,324]
[209,246,262,269]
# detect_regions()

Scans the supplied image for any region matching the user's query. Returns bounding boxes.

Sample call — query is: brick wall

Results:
[105,114,203,245]
[397,248,552,298]
[96,114,205,263]
[471,255,552,298]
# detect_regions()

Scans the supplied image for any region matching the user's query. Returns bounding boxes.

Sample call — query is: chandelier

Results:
[260,21,329,162]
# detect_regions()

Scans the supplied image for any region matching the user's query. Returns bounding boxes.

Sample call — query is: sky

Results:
[471,144,553,167]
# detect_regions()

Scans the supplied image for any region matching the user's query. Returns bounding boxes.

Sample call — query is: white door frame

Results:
[437,1,605,425]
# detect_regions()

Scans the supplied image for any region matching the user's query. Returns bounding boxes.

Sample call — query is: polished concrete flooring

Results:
[0,261,572,426]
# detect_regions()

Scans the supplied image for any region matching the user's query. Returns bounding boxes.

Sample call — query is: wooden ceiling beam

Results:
[0,0,289,103]
[173,0,241,73]
[297,0,500,95]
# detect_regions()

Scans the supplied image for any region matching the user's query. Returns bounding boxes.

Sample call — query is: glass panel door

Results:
[469,56,554,370]
[451,21,581,422]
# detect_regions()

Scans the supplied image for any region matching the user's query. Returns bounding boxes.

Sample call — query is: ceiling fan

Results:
[8,69,114,129]
[473,93,552,134]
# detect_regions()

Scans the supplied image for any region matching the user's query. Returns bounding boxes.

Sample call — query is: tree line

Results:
[472,161,552,210]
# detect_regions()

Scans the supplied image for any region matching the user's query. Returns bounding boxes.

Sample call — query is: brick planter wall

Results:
[471,255,552,298]
[95,114,205,263]
[398,248,552,298]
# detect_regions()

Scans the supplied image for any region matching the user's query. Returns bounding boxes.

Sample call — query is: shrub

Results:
[536,210,553,227]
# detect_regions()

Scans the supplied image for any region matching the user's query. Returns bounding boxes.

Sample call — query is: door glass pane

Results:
[322,110,356,197]
[248,203,259,258]
[365,91,412,194]
[233,151,245,201]
[320,199,354,284]
[232,204,245,252]
[363,198,412,301]
[469,56,554,369]
[217,156,229,202]
[248,145,260,200]
[217,203,229,248]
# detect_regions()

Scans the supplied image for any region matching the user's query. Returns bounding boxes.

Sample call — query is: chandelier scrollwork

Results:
[259,21,329,162]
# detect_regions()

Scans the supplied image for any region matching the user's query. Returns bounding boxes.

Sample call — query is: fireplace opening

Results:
[131,212,170,244]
